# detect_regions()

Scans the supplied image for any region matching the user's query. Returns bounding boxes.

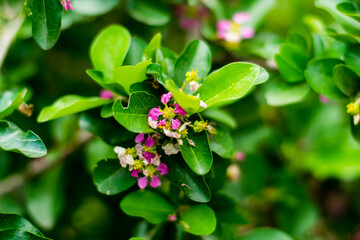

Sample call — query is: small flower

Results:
[138,177,148,189]
[168,214,177,222]
[200,100,207,109]
[161,92,173,105]
[241,27,255,39]
[189,81,200,91]
[174,103,187,116]
[157,163,169,175]
[226,164,241,181]
[145,135,155,147]
[100,90,113,99]
[119,154,134,168]
[148,117,158,129]
[233,12,250,24]
[131,169,141,178]
[354,114,360,126]
[179,122,191,133]
[188,139,196,147]
[162,143,180,155]
[164,129,181,138]
[157,119,167,127]
[171,119,181,130]
[61,0,75,11]
[235,152,245,161]
[135,133,145,143]
[193,120,207,132]
[114,146,126,158]
[150,175,161,188]
[143,152,156,162]
[186,69,199,82]
[151,154,161,166]
[347,102,360,115]
[148,107,163,120]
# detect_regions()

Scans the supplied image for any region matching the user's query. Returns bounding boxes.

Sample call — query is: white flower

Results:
[179,122,191,133]
[148,117,158,129]
[354,114,360,126]
[119,155,134,168]
[178,139,183,145]
[162,143,180,155]
[164,128,181,138]
[206,125,214,132]
[188,139,196,147]
[200,100,207,109]
[143,168,150,177]
[152,154,161,166]
[189,81,200,91]
[114,146,126,157]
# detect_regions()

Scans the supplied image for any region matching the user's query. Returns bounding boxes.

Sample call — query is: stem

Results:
[197,113,204,121]
[179,81,189,92]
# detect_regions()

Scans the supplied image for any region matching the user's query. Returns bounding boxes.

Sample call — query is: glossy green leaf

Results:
[333,64,360,97]
[113,91,161,133]
[29,0,62,50]
[162,154,211,203]
[80,109,136,146]
[90,25,131,81]
[86,69,126,95]
[120,191,175,224]
[209,124,234,158]
[124,37,147,65]
[0,230,51,240]
[305,58,346,100]
[93,158,137,195]
[239,227,293,240]
[253,67,270,85]
[101,103,114,118]
[126,0,171,26]
[345,44,360,76]
[202,109,237,129]
[180,204,216,235]
[113,60,151,94]
[196,62,261,109]
[157,47,177,80]
[38,95,111,122]
[0,120,47,158]
[0,88,27,118]
[336,2,360,22]
[178,130,213,175]
[146,63,163,84]
[174,40,211,89]
[264,81,310,106]
[0,214,43,236]
[143,33,161,61]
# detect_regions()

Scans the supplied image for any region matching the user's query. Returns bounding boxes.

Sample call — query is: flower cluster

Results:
[114,134,169,189]
[217,12,254,49]
[347,101,360,125]
[61,0,75,11]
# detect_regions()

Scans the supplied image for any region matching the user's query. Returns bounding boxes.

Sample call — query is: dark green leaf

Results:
[101,103,114,118]
[345,44,360,76]
[179,204,216,235]
[126,0,171,26]
[209,124,234,158]
[124,37,147,66]
[0,214,43,236]
[333,64,360,97]
[157,47,177,80]
[0,230,51,240]
[336,2,360,22]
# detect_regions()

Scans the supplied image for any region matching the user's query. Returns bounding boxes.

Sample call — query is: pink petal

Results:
[233,12,250,24]
[61,1,68,11]
[131,170,141,178]
[67,0,75,10]
[241,27,255,39]
[157,119,167,127]
[135,133,145,143]
[161,92,173,104]
[148,107,163,121]
[157,163,169,175]
[235,152,245,161]
[150,175,161,188]
[217,20,231,32]
[171,119,181,130]
[138,177,148,189]
[168,214,177,222]
[174,104,186,116]
[143,152,156,161]
[145,135,155,147]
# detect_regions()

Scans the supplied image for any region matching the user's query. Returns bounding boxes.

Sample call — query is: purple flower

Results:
[174,103,187,116]
[150,175,161,188]
[148,107,163,121]
[100,90,113,100]
[161,92,173,105]
[233,12,250,24]
[157,119,167,127]
[145,135,155,147]
[168,214,177,222]
[135,133,145,143]
[61,0,75,11]
[171,119,181,130]
[157,163,169,175]
[138,177,148,189]
[143,152,156,162]
[131,170,141,178]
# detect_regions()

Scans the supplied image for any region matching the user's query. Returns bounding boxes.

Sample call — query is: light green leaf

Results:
[210,124,234,158]
[113,91,161,133]
[264,82,310,106]
[124,37,147,65]
[86,69,126,95]
[0,214,43,236]
[71,0,120,16]
[126,0,171,26]
[143,33,161,61]
[202,109,237,129]
[38,95,111,122]
[90,25,131,81]
[0,120,47,158]
[180,204,216,235]
[29,0,63,50]
[239,227,293,240]
[0,88,27,118]
[336,2,360,23]
[93,159,137,195]
[120,191,175,224]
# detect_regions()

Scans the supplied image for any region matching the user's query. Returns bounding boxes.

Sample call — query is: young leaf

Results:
[38,95,111,122]
[126,0,171,26]
[179,204,216,235]
[209,124,234,158]
[143,33,161,61]
[0,214,43,236]
[29,0,63,50]
[305,58,347,100]
[196,62,261,109]
[240,227,293,240]
[162,154,211,203]
[264,81,310,106]
[174,40,211,88]
[178,130,213,175]
[0,88,27,118]
[90,25,131,81]
[0,120,47,158]
[113,91,161,133]
[86,70,126,95]
[120,191,175,224]
[333,64,360,97]
[93,158,137,195]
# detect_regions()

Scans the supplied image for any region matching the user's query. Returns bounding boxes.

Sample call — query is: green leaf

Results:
[196,62,261,109]
[0,88,27,118]
[345,44,360,76]
[90,25,131,81]
[164,79,200,114]
[113,60,152,94]
[264,81,310,106]
[209,124,234,158]
[86,69,126,95]
[253,67,270,85]
[120,191,175,224]
[126,0,171,26]
[93,158,137,195]
[124,37,147,65]
[162,154,211,203]
[174,40,211,89]
[71,0,120,16]
[38,95,111,122]
[157,47,177,80]
[130,238,146,240]
[210,194,247,224]
[29,0,63,50]
[333,64,360,97]
[0,120,47,158]
[351,116,360,142]
[143,33,161,61]
[202,109,237,129]
[79,109,136,146]
[0,214,43,236]
[113,91,161,133]
[305,58,347,100]
[178,130,213,175]
[101,103,114,118]
[336,2,360,23]
[146,63,163,83]
[180,204,216,235]
[0,230,51,240]
[239,227,293,240]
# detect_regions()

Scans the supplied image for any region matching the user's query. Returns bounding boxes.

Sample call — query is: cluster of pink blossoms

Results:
[114,133,169,189]
[217,12,254,48]
[61,0,75,11]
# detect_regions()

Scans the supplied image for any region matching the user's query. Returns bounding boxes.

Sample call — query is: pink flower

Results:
[235,152,245,161]
[135,133,145,143]
[61,0,75,11]
[217,20,231,32]
[150,175,161,188]
[67,0,75,10]
[100,90,113,99]
[319,95,330,103]
[233,12,250,24]
[145,135,155,147]
[174,103,186,116]
[157,163,169,175]
[131,170,141,178]
[161,92,173,105]
[148,107,163,120]
[241,27,255,39]
[138,177,148,189]
[168,214,177,222]
[143,152,156,162]
[171,119,181,130]
[157,119,167,127]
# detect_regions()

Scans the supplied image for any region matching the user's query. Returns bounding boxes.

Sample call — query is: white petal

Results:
[188,139,196,147]
[162,143,180,155]
[143,169,150,177]
[164,128,181,138]
[152,154,161,166]
[354,114,360,126]
[114,146,126,156]
[125,155,134,165]
[179,122,191,132]
[200,100,207,109]
[148,117,158,129]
